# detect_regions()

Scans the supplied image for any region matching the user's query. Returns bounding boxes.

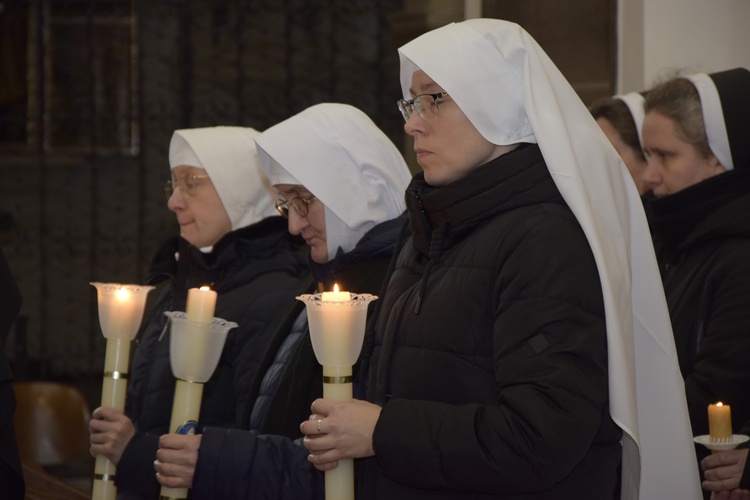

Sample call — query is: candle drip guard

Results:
[296,293,377,367]
[160,311,237,500]
[694,434,750,452]
[164,311,238,383]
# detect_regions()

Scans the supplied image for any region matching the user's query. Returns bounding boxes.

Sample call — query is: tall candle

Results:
[321,285,354,500]
[186,286,217,323]
[90,283,153,500]
[709,402,732,441]
[161,287,218,500]
[297,287,377,500]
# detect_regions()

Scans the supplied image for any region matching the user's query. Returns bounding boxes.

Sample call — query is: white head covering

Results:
[685,73,733,170]
[256,103,412,262]
[615,92,646,149]
[168,126,277,231]
[399,19,701,500]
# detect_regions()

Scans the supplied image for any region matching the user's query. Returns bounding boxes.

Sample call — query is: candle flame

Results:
[116,287,130,301]
[717,402,724,407]
[333,283,340,293]
[199,286,211,291]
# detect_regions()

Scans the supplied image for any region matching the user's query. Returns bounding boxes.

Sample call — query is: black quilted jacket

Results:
[359,144,622,499]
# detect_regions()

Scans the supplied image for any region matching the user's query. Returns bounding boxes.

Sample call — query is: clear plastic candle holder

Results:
[296,292,377,367]
[165,311,238,383]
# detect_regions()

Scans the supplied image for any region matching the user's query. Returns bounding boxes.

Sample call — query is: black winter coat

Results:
[189,215,405,500]
[648,169,750,489]
[116,217,308,499]
[360,144,621,499]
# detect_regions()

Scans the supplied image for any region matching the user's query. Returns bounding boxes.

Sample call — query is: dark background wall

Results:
[0,0,614,407]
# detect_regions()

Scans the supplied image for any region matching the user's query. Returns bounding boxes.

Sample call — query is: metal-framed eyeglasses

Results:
[164,174,210,200]
[274,195,317,218]
[397,91,449,122]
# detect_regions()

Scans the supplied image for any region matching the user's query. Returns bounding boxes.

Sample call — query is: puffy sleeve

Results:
[192,426,323,500]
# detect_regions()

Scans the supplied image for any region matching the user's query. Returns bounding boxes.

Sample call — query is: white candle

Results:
[162,287,217,500]
[321,283,351,302]
[90,282,153,500]
[297,288,378,500]
[186,286,217,323]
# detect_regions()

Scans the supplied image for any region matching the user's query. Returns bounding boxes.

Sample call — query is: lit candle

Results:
[161,286,218,500]
[321,283,351,303]
[186,286,217,323]
[709,402,732,441]
[297,287,377,500]
[90,282,153,500]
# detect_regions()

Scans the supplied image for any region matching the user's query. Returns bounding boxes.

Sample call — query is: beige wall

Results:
[618,0,750,92]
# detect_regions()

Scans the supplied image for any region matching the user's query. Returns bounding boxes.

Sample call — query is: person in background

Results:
[641,67,750,500]
[152,103,412,500]
[88,126,308,499]
[0,246,24,500]
[301,18,700,500]
[590,92,650,195]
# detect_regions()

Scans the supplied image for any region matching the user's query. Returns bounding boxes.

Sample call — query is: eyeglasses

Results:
[397,91,449,122]
[164,174,210,200]
[274,195,317,218]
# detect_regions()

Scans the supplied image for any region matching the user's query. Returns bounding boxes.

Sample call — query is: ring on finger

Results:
[317,419,322,433]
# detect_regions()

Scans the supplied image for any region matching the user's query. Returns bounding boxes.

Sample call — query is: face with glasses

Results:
[274,184,327,264]
[167,165,231,248]
[401,70,511,186]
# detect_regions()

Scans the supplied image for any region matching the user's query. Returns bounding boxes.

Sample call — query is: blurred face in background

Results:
[641,112,724,197]
[596,117,649,195]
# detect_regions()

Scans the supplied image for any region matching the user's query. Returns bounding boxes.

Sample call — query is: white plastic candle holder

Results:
[90,282,154,500]
[694,434,750,451]
[297,292,377,500]
[160,311,237,500]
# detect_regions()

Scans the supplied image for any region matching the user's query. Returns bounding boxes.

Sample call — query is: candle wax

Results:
[321,284,351,302]
[186,286,217,323]
[708,402,732,439]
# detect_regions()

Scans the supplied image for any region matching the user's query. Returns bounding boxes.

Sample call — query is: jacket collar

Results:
[648,169,750,257]
[148,216,295,290]
[406,143,563,257]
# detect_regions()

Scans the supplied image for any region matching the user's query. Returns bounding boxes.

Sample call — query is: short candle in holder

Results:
[297,285,377,500]
[160,286,237,500]
[709,402,732,443]
[90,282,154,500]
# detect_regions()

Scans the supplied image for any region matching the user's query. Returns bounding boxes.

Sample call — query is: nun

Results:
[152,104,412,500]
[301,18,701,500]
[641,68,750,498]
[89,126,308,499]
[590,92,650,195]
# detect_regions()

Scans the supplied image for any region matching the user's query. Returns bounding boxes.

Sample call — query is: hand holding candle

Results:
[297,285,377,500]
[161,286,236,500]
[709,402,732,443]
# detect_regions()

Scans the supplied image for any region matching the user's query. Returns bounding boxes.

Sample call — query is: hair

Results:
[589,96,646,162]
[643,78,713,159]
